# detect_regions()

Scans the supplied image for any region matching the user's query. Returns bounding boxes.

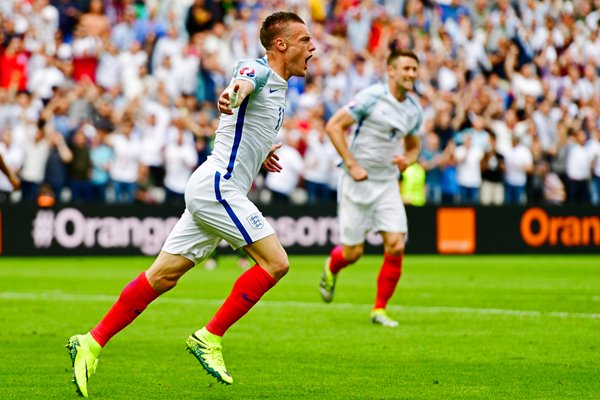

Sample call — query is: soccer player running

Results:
[67,11,315,397]
[319,49,422,327]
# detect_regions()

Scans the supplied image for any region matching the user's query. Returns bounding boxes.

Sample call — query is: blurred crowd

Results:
[0,0,599,207]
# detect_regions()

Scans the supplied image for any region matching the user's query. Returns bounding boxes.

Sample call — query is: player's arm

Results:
[325,108,367,181]
[392,134,421,173]
[0,153,20,191]
[217,79,254,115]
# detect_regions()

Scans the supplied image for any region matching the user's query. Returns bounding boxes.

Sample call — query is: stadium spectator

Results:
[503,134,533,205]
[480,132,505,205]
[264,132,305,204]
[527,136,548,204]
[43,129,73,202]
[319,50,422,328]
[0,36,29,91]
[89,125,112,202]
[419,130,444,205]
[163,117,198,205]
[590,128,600,205]
[565,128,594,204]
[68,128,92,202]
[111,6,137,52]
[454,133,483,204]
[401,162,426,206]
[0,140,21,200]
[107,117,140,204]
[302,119,334,204]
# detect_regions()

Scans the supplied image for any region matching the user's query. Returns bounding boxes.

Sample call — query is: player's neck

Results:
[265,53,289,81]
[388,80,407,102]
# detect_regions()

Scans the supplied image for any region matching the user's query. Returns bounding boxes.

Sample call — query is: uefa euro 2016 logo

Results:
[246,213,264,230]
[239,67,255,77]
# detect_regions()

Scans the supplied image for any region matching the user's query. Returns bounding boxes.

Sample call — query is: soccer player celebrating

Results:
[319,49,422,327]
[67,11,315,396]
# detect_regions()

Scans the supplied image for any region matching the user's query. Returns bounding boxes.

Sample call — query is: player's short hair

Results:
[387,49,420,66]
[260,11,306,50]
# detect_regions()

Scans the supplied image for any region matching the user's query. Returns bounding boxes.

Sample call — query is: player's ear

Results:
[276,38,287,51]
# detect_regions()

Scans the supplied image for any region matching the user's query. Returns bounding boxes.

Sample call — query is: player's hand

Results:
[392,154,410,172]
[349,164,368,181]
[217,84,240,115]
[262,143,283,173]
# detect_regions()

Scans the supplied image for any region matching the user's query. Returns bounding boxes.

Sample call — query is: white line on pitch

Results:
[1,291,599,320]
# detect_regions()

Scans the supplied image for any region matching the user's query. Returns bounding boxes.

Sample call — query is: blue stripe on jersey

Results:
[350,116,365,151]
[214,171,253,244]
[257,56,269,67]
[224,96,251,180]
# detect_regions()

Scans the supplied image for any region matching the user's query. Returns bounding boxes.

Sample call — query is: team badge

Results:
[246,213,264,229]
[239,67,255,77]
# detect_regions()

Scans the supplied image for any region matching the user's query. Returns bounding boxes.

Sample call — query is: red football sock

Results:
[90,272,159,347]
[206,265,276,336]
[374,254,403,310]
[329,245,351,274]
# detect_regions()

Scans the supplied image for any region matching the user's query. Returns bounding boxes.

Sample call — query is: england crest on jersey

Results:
[246,213,264,229]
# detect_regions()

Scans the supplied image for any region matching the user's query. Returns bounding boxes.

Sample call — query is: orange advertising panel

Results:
[520,208,600,247]
[437,208,475,254]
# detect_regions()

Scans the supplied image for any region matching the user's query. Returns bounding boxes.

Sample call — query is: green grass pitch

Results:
[0,255,599,399]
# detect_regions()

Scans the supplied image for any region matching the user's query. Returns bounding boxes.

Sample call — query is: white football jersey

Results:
[207,56,288,193]
[344,82,423,181]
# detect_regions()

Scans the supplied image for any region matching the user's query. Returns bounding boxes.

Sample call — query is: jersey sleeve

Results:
[344,85,382,122]
[230,60,271,91]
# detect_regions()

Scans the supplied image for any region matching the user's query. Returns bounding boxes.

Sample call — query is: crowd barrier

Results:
[0,204,598,256]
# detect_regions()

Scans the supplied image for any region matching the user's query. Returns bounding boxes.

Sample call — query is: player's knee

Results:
[385,243,405,257]
[269,257,289,281]
[344,246,364,263]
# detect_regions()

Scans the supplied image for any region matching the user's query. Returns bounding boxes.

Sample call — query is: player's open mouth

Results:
[305,55,312,68]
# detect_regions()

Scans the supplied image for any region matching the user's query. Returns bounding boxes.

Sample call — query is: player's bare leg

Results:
[188,234,288,385]
[320,244,363,302]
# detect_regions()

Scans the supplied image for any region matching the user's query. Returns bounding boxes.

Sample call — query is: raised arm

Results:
[0,153,20,190]
[217,80,254,115]
[325,108,367,181]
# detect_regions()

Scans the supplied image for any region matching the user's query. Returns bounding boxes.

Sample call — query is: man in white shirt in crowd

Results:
[589,128,600,205]
[107,118,140,203]
[454,133,484,204]
[565,128,594,203]
[264,133,304,203]
[163,117,198,204]
[503,134,533,204]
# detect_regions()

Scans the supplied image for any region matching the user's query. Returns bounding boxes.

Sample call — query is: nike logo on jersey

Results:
[269,88,279,93]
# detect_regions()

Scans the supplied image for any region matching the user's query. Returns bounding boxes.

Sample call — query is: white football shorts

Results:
[162,165,274,264]
[337,174,407,246]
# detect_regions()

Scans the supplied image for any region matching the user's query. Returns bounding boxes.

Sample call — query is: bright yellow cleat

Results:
[66,334,101,397]
[186,328,233,385]
[319,257,337,303]
[370,309,399,327]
